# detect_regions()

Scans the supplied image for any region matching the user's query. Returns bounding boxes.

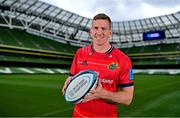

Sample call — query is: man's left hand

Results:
[83,79,106,102]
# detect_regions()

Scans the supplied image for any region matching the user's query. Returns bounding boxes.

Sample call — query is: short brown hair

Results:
[93,13,111,28]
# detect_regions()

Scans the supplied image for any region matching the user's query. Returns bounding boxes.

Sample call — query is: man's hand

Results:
[83,79,134,105]
[61,76,72,95]
[84,79,105,102]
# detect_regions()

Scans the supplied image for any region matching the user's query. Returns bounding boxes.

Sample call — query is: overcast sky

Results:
[40,0,180,21]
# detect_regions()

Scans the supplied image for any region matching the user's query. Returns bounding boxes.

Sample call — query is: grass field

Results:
[0,74,180,117]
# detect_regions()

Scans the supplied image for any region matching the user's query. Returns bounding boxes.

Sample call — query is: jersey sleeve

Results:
[118,55,134,88]
[69,49,80,76]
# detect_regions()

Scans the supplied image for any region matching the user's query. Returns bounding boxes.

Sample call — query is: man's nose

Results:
[96,28,103,34]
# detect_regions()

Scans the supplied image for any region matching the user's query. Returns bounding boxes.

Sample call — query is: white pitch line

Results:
[34,107,73,117]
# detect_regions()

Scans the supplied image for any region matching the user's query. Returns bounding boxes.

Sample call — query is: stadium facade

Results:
[0,0,180,70]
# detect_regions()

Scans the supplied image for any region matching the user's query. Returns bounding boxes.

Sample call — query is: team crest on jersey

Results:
[108,63,118,70]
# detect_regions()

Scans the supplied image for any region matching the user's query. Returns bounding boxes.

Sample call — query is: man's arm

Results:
[84,81,134,105]
[101,86,134,105]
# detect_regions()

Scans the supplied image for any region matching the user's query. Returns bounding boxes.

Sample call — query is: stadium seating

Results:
[0,26,179,69]
[0,27,78,68]
[0,27,78,53]
[0,0,179,70]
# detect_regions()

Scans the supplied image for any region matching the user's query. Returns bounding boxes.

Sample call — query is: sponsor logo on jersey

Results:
[108,63,118,70]
[100,78,113,84]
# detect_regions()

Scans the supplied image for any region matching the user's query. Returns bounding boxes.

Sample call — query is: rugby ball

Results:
[64,70,97,104]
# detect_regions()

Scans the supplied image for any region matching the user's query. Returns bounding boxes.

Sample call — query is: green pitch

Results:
[0,74,180,117]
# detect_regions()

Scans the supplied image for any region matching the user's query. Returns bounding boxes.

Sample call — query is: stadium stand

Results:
[0,0,179,71]
[0,1,180,117]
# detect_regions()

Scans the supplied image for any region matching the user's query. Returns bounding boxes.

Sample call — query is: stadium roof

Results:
[0,0,179,47]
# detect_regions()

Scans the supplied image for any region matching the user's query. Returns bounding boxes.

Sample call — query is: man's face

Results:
[90,19,112,46]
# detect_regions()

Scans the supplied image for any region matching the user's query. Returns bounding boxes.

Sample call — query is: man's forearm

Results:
[101,87,134,105]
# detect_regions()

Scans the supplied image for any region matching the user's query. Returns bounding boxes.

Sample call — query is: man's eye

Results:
[102,28,106,31]
[94,27,98,30]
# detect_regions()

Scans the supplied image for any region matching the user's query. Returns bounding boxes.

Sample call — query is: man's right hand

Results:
[61,76,72,95]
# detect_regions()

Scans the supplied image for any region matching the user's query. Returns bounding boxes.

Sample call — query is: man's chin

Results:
[93,41,106,46]
[96,43,104,46]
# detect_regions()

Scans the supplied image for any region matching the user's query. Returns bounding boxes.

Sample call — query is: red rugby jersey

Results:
[70,45,134,117]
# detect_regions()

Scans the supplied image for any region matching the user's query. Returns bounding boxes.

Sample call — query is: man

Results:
[62,13,134,117]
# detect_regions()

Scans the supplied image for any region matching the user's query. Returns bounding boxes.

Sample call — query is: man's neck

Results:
[93,43,111,53]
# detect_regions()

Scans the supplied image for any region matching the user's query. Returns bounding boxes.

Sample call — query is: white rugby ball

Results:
[64,70,97,104]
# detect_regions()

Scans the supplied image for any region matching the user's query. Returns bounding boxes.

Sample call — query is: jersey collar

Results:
[91,45,114,55]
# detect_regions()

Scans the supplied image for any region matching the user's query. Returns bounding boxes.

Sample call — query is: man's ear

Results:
[109,30,112,38]
[89,29,93,37]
